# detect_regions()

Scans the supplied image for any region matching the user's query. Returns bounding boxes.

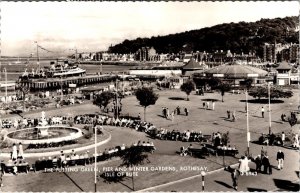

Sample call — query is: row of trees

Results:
[93,87,159,121]
[94,79,293,119]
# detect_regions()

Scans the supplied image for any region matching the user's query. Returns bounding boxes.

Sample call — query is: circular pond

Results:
[5,126,83,145]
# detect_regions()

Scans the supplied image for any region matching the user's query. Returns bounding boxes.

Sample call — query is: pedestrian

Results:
[292,133,299,149]
[176,106,180,115]
[166,108,170,119]
[276,150,284,170]
[238,156,250,175]
[281,132,285,146]
[262,155,271,174]
[254,155,262,173]
[232,110,236,122]
[212,101,215,110]
[261,146,267,158]
[231,168,239,191]
[227,110,231,119]
[162,107,166,118]
[261,107,265,118]
[11,143,17,161]
[203,102,206,109]
[18,142,23,160]
[184,108,189,116]
[206,101,209,110]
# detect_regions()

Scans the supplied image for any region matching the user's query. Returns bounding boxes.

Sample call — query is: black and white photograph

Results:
[0,1,299,192]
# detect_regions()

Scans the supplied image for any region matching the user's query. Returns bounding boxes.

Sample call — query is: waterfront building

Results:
[275,61,299,85]
[200,62,268,87]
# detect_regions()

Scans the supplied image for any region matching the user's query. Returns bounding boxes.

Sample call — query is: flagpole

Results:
[246,89,250,156]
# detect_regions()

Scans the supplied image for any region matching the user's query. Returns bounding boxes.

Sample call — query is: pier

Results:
[17,74,117,91]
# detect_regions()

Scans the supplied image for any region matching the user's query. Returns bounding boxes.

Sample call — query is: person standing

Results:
[281,132,285,146]
[212,101,215,111]
[276,150,284,170]
[11,143,18,161]
[18,143,24,160]
[232,110,236,122]
[262,155,271,174]
[206,101,209,110]
[184,108,189,116]
[292,134,299,149]
[261,107,265,118]
[231,168,239,191]
[254,155,262,173]
[227,110,231,119]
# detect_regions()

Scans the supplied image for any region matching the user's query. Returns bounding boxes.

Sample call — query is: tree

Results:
[248,86,293,100]
[135,87,159,121]
[120,146,150,191]
[243,78,253,91]
[15,81,29,111]
[180,80,195,101]
[217,82,231,102]
[93,91,115,111]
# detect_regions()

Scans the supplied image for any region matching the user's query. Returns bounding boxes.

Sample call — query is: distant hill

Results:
[108,16,299,57]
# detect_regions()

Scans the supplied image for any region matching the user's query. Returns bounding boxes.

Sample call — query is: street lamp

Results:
[3,68,7,103]
[268,82,272,135]
[201,171,206,191]
[94,121,97,193]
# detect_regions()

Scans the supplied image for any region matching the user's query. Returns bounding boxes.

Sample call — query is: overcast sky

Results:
[1,1,299,56]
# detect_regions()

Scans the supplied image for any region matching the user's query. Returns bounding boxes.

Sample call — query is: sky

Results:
[1,1,299,56]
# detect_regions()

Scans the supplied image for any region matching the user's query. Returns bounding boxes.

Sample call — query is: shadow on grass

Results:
[214,180,232,189]
[168,97,185,101]
[201,99,219,102]
[157,114,165,118]
[273,178,300,191]
[240,99,284,104]
[63,172,84,192]
[247,187,267,192]
[272,120,284,124]
[219,117,233,122]
[100,171,133,191]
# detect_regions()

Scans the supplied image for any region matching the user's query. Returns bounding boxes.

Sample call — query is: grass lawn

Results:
[1,88,298,192]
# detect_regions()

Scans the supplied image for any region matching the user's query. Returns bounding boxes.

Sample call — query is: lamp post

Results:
[3,68,7,103]
[201,171,206,191]
[94,121,97,192]
[268,82,271,135]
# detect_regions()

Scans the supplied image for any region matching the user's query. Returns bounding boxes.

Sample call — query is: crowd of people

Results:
[0,116,73,129]
[27,140,77,149]
[148,128,207,142]
[161,106,189,121]
[2,141,156,175]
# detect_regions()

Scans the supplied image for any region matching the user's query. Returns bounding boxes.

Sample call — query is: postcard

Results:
[0,1,299,192]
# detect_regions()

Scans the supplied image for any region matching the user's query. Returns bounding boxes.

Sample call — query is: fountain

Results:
[5,111,83,145]
[37,111,49,137]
